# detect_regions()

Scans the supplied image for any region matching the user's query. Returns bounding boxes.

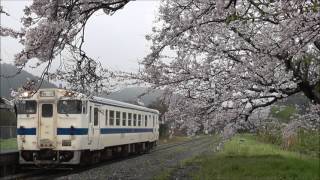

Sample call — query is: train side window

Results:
[82,101,87,114]
[128,113,132,126]
[133,114,137,126]
[138,114,141,127]
[105,110,108,126]
[109,110,114,126]
[122,112,127,126]
[89,106,92,123]
[116,111,120,126]
[153,115,155,127]
[94,108,98,126]
[145,115,148,127]
[142,115,144,127]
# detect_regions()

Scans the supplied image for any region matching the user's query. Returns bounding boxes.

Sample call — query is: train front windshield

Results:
[57,100,82,114]
[16,100,37,114]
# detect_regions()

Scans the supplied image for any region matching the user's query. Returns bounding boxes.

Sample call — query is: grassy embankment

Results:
[187,134,319,180]
[0,109,17,152]
[0,138,17,151]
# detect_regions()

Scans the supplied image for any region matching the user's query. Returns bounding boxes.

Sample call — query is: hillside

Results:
[0,64,164,106]
[276,93,310,113]
[103,87,164,106]
[0,63,56,99]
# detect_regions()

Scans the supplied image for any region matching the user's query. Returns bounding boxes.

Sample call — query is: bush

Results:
[256,120,283,146]
[288,129,320,157]
[0,109,16,126]
[159,124,170,139]
[257,126,320,157]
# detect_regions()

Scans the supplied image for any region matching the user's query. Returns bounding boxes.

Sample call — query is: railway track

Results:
[152,136,214,152]
[1,136,218,180]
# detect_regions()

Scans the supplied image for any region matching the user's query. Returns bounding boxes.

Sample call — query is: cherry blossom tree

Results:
[136,0,320,136]
[1,0,319,135]
[138,0,319,119]
[1,0,129,94]
[163,95,205,135]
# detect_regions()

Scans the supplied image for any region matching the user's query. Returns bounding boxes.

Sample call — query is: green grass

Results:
[189,134,319,180]
[0,138,17,151]
[153,168,173,180]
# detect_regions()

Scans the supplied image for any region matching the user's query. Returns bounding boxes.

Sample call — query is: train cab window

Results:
[94,108,98,126]
[58,100,82,114]
[17,100,37,114]
[105,110,108,126]
[153,115,155,127]
[128,113,132,126]
[109,110,114,126]
[145,115,148,127]
[133,114,137,126]
[42,104,53,117]
[116,111,120,126]
[138,114,141,127]
[122,112,127,126]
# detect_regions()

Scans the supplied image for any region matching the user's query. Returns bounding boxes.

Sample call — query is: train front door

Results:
[92,107,100,148]
[88,106,100,149]
[88,106,93,146]
[39,103,56,148]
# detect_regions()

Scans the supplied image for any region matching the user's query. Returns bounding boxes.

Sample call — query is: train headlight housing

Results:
[62,140,72,146]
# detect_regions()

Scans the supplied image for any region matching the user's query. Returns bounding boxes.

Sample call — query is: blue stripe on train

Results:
[57,128,88,135]
[16,127,153,135]
[100,128,153,134]
[17,128,36,135]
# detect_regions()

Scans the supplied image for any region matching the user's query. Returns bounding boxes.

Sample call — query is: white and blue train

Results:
[16,88,159,165]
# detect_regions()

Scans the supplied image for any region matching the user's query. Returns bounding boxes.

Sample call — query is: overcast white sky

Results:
[0,0,160,76]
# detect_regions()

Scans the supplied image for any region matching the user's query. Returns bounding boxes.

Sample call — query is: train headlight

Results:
[64,91,75,97]
[21,91,31,98]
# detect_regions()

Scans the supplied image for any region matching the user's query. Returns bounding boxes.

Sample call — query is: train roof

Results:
[91,96,159,114]
[20,88,159,114]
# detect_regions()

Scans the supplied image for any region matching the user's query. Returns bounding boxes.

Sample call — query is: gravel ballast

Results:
[56,136,219,180]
